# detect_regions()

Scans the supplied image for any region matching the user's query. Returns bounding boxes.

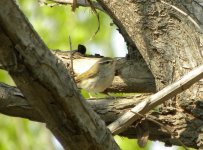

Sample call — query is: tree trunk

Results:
[96,0,203,149]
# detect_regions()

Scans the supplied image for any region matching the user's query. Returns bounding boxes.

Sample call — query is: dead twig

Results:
[42,0,104,11]
[68,36,75,77]
[86,0,100,40]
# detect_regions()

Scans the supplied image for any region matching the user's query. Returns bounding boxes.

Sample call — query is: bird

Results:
[75,57,116,93]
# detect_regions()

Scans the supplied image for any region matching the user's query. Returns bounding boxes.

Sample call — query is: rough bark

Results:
[1,82,203,149]
[0,0,119,150]
[0,82,178,147]
[108,64,203,135]
[96,0,203,149]
[0,82,145,123]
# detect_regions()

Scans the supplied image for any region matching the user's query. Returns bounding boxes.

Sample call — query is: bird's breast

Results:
[77,71,114,93]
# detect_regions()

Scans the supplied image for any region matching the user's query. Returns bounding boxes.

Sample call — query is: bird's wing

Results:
[75,64,99,83]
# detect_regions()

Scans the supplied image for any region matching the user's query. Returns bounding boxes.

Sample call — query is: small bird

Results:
[75,57,116,93]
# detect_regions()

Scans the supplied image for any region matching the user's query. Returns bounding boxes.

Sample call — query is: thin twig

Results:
[68,36,75,77]
[42,0,101,39]
[87,0,100,40]
[44,0,104,11]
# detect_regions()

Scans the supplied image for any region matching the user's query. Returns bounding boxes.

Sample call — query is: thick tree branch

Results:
[0,82,144,123]
[0,0,119,149]
[0,83,44,122]
[53,51,156,93]
[1,82,203,149]
[0,50,156,93]
[108,64,203,134]
[0,82,181,147]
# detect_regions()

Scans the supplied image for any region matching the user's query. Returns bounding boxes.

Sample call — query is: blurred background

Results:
[0,0,189,149]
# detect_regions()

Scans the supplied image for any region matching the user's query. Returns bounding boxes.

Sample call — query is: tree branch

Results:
[0,50,157,93]
[0,82,145,123]
[108,64,203,135]
[0,83,44,122]
[1,82,202,149]
[53,50,156,93]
